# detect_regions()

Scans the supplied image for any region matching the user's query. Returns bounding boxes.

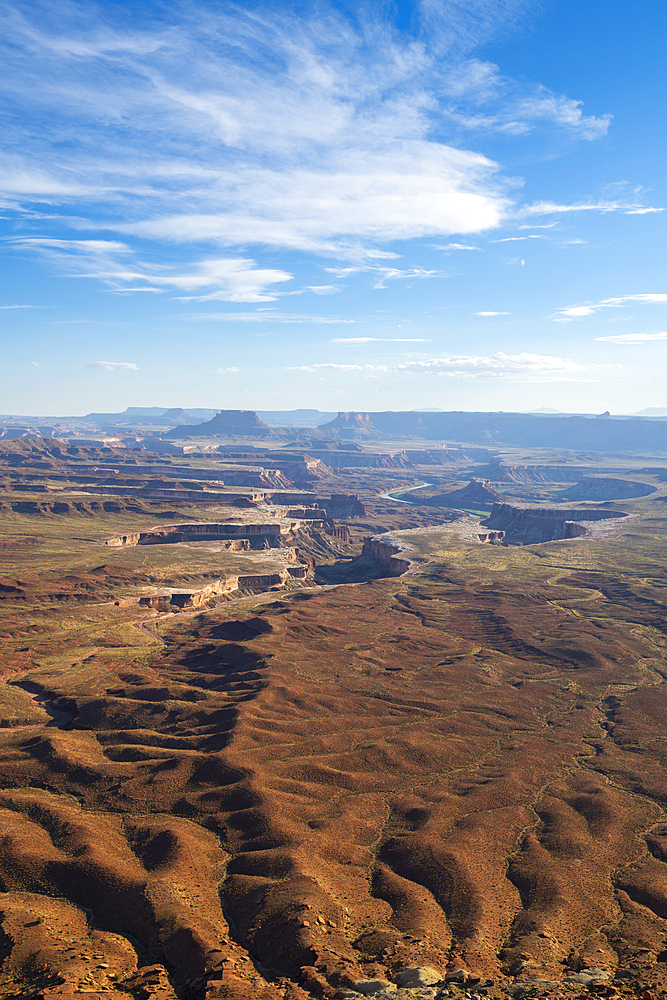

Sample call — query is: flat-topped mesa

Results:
[105,512,331,549]
[483,502,628,544]
[138,565,309,610]
[319,411,383,438]
[165,409,274,438]
[561,476,657,500]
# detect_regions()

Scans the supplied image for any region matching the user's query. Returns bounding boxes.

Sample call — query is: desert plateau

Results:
[0,411,666,1000]
[3,0,666,993]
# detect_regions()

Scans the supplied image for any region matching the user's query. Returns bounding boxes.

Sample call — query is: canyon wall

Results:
[483,503,627,544]
[138,564,309,610]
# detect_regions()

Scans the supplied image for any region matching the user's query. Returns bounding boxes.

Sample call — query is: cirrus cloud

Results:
[86,361,138,370]
[554,293,667,321]
[0,0,615,267]
[595,331,667,344]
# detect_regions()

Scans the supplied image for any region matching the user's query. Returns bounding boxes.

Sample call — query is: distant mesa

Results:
[317,410,667,452]
[84,406,211,428]
[561,476,657,501]
[166,409,274,438]
[319,412,383,438]
[257,409,336,427]
[632,406,667,417]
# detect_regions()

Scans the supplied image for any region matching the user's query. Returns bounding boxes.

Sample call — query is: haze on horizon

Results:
[1,0,666,417]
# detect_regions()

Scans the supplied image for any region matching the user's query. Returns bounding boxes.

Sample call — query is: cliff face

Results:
[483,503,627,544]
[105,520,329,550]
[322,494,366,517]
[138,566,308,610]
[361,536,411,575]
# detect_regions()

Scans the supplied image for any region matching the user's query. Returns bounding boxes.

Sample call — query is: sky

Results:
[1,0,666,416]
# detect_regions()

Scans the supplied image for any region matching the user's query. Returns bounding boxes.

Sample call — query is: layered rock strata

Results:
[482,503,627,544]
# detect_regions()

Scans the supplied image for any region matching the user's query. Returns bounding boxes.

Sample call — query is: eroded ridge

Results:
[3,556,667,998]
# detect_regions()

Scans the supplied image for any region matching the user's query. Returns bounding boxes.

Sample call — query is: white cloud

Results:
[397,351,590,381]
[434,242,481,250]
[522,199,663,218]
[285,350,605,383]
[513,92,611,140]
[0,0,614,267]
[307,285,340,295]
[0,303,40,309]
[474,311,509,316]
[86,361,138,370]
[187,312,355,324]
[217,366,240,372]
[8,237,292,302]
[288,363,388,372]
[330,337,429,343]
[554,293,667,321]
[31,361,42,366]
[595,332,667,344]
[491,235,546,242]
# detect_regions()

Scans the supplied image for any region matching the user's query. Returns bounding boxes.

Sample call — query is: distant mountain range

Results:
[3,406,667,452]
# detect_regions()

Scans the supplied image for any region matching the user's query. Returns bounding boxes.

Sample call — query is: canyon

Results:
[0,433,667,1000]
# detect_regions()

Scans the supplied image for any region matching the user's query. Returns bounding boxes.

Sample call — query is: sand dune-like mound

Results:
[3,562,667,996]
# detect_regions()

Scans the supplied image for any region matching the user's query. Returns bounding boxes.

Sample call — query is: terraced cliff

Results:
[482,502,628,544]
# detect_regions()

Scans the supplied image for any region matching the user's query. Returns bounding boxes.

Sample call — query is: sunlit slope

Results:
[2,506,667,995]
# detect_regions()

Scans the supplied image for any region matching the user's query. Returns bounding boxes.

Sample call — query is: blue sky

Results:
[1,0,666,416]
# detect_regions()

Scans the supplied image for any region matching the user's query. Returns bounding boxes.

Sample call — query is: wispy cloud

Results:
[288,363,388,372]
[492,234,547,242]
[595,331,667,344]
[324,263,448,288]
[554,293,667,321]
[86,361,138,370]
[287,350,607,383]
[397,351,592,381]
[434,242,481,251]
[0,0,614,272]
[0,303,41,309]
[330,337,429,343]
[474,310,509,316]
[522,199,663,218]
[7,237,293,302]
[217,366,240,373]
[186,312,355,324]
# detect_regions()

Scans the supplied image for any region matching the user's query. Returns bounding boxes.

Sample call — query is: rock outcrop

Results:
[361,536,411,575]
[321,494,366,517]
[482,503,628,544]
[478,530,505,543]
[418,479,505,510]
